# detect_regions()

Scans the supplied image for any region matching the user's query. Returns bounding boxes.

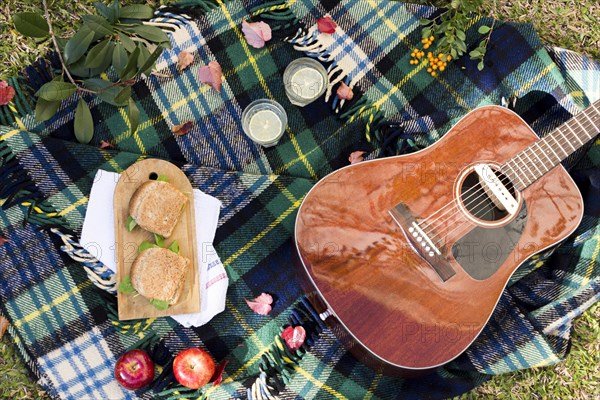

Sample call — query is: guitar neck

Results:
[501,99,600,191]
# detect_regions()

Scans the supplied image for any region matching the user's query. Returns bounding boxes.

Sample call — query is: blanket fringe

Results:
[50,228,117,293]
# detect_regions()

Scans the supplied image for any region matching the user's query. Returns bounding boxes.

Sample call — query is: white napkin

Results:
[80,170,228,327]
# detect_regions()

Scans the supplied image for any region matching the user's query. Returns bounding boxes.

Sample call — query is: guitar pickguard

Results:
[452,202,528,280]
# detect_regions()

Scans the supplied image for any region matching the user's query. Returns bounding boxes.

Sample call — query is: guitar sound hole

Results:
[459,168,515,222]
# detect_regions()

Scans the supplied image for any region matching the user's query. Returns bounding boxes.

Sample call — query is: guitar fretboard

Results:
[501,99,600,190]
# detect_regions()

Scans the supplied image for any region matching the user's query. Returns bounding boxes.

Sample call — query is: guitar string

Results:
[429,111,600,249]
[424,116,599,248]
[418,114,598,246]
[419,105,600,228]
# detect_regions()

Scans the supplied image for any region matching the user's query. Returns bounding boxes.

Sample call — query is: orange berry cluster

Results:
[425,52,451,76]
[421,35,435,49]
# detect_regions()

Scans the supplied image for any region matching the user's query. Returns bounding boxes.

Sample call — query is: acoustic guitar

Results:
[294,101,600,374]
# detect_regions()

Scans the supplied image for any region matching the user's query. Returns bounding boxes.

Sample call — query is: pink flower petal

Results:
[198,61,223,92]
[282,326,306,351]
[242,20,272,49]
[177,51,194,72]
[245,299,272,315]
[0,81,16,106]
[317,16,337,34]
[348,151,366,164]
[245,292,273,315]
[99,140,114,149]
[336,82,354,101]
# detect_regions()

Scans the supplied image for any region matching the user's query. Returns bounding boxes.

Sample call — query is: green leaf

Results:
[477,61,485,71]
[115,86,132,105]
[34,98,61,122]
[156,175,168,182]
[469,49,482,58]
[126,215,137,231]
[94,1,117,24]
[82,14,114,36]
[129,25,169,44]
[36,81,77,101]
[112,43,128,75]
[149,298,169,310]
[13,12,49,38]
[64,26,95,65]
[138,240,158,252]
[85,39,112,69]
[419,18,431,26]
[137,44,151,69]
[168,240,179,255]
[456,29,466,41]
[154,234,165,247]
[120,46,140,80]
[139,45,164,76]
[478,25,491,35]
[84,78,127,106]
[112,0,121,19]
[74,98,94,144]
[119,33,136,53]
[120,5,155,20]
[118,275,136,294]
[128,98,140,134]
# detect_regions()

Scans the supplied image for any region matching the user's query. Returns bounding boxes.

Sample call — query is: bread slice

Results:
[129,180,188,238]
[130,247,190,305]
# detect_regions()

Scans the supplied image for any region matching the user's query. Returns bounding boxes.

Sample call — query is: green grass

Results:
[0,1,599,399]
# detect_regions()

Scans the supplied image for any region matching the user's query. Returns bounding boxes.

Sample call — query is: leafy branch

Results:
[414,0,495,73]
[12,1,171,143]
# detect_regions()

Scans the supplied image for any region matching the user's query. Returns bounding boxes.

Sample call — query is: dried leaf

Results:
[348,151,366,164]
[198,61,223,92]
[212,360,229,386]
[317,16,337,34]
[336,82,354,101]
[0,316,8,340]
[172,121,193,136]
[245,292,273,315]
[241,19,272,49]
[281,326,306,351]
[0,235,8,246]
[0,81,16,106]
[177,51,194,72]
[99,140,114,149]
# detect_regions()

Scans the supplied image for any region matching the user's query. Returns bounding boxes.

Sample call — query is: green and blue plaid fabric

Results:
[0,1,599,399]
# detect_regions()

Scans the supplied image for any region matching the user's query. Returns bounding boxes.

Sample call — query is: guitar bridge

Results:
[389,204,456,281]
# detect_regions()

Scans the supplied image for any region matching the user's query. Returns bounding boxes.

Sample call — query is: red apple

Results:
[173,348,216,389]
[114,349,155,390]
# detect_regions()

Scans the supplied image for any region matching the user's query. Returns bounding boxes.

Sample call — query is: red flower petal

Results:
[198,61,223,92]
[242,20,272,49]
[336,82,354,101]
[0,81,16,106]
[245,292,273,315]
[211,360,229,386]
[282,326,306,351]
[317,16,337,34]
[0,235,8,246]
[348,151,366,164]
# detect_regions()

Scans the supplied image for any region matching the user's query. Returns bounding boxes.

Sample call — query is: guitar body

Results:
[294,106,583,373]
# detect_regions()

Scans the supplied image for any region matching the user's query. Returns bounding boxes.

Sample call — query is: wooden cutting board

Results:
[114,158,200,320]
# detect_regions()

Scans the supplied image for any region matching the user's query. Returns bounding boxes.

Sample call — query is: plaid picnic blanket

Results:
[1,0,599,399]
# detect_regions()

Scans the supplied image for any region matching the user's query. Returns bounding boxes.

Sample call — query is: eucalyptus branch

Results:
[41,0,95,94]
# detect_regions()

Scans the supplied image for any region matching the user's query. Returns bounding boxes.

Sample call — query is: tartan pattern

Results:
[0,1,599,399]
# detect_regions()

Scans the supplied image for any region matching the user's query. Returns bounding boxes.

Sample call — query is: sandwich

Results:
[129,247,190,307]
[128,180,188,238]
